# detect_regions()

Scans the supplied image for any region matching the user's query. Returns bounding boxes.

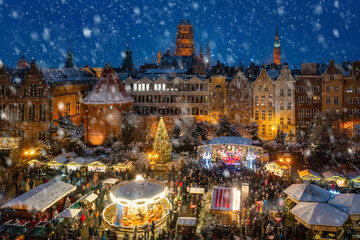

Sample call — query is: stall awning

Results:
[211,187,241,211]
[298,169,322,180]
[347,171,360,181]
[57,208,81,218]
[101,178,119,185]
[266,160,291,170]
[322,170,346,181]
[190,187,205,194]
[177,217,197,226]
[82,193,98,203]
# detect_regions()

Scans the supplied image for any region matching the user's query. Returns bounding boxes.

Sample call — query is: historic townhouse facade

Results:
[295,63,323,127]
[274,65,296,136]
[227,69,252,124]
[253,69,276,139]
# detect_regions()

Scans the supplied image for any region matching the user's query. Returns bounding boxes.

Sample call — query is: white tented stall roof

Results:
[190,187,205,194]
[284,184,333,203]
[177,217,197,226]
[1,181,76,212]
[328,193,360,215]
[290,202,348,227]
[57,208,81,218]
[101,178,120,184]
[82,193,98,203]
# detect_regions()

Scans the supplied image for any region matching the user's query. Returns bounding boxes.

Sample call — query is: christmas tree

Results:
[153,117,172,163]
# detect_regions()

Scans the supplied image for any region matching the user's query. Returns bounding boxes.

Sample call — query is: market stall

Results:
[87,158,110,172]
[47,156,68,170]
[265,160,291,178]
[210,187,241,226]
[66,157,87,171]
[176,217,197,237]
[322,170,347,187]
[284,184,333,203]
[101,178,120,185]
[298,169,322,182]
[57,208,81,219]
[1,181,76,229]
[189,187,205,194]
[347,171,360,188]
[112,160,132,172]
[28,159,43,169]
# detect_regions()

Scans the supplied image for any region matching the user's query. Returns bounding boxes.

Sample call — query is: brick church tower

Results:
[84,63,133,145]
[175,19,194,56]
[273,26,281,65]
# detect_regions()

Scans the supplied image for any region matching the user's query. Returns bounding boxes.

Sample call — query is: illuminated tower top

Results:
[274,26,281,65]
[175,19,194,56]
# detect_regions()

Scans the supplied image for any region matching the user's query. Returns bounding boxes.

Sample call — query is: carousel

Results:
[102,175,171,233]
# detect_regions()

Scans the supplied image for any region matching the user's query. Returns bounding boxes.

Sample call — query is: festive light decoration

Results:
[153,117,172,163]
[202,151,211,167]
[246,151,255,170]
[329,190,340,195]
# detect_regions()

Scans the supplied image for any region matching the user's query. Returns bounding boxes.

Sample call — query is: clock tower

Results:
[273,26,281,65]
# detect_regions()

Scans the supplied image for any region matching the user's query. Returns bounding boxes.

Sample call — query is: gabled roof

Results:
[322,170,346,180]
[41,67,98,84]
[324,60,340,75]
[284,184,333,203]
[84,64,134,105]
[347,171,360,180]
[328,194,360,215]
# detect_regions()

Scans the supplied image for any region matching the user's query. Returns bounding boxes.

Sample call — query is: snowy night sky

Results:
[0,0,359,68]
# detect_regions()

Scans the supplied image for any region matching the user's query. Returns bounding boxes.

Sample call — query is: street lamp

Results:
[24,149,35,163]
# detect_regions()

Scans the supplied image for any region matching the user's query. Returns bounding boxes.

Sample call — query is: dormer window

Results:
[330,75,335,80]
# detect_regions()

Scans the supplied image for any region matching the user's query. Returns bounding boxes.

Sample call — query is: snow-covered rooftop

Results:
[41,68,98,84]
[1,181,76,212]
[207,136,251,146]
[84,65,134,105]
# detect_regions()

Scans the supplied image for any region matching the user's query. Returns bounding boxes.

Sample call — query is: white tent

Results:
[57,208,81,218]
[284,184,333,203]
[290,202,348,231]
[177,217,197,226]
[190,187,205,194]
[1,181,76,212]
[328,194,360,217]
[82,193,98,203]
[101,178,120,185]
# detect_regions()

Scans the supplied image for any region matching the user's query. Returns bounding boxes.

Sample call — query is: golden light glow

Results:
[24,151,29,155]
[154,154,158,158]
[110,187,168,207]
[30,151,34,155]
[279,158,283,162]
[271,126,275,130]
[148,154,152,158]
[286,158,290,163]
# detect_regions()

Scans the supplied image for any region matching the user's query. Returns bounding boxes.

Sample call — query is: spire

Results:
[273,25,281,65]
[65,40,75,68]
[276,24,279,39]
[126,38,130,50]
[122,40,134,72]
[206,38,210,54]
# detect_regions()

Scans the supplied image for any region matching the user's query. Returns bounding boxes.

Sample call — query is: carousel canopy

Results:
[322,170,346,180]
[328,194,360,215]
[290,202,348,229]
[284,184,333,203]
[1,181,76,212]
[101,178,119,184]
[298,169,322,180]
[177,217,197,226]
[207,137,251,146]
[110,176,166,206]
[57,208,81,218]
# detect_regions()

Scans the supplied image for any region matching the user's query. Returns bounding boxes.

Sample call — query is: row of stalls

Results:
[264,160,291,178]
[29,155,132,173]
[284,183,360,239]
[298,169,360,188]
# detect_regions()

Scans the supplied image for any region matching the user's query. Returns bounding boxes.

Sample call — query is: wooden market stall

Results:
[47,156,68,170]
[298,169,322,182]
[322,170,347,187]
[112,160,132,172]
[347,171,360,188]
[87,157,110,172]
[28,159,44,169]
[265,160,291,178]
[1,181,76,230]
[101,178,120,185]
[66,157,87,171]
[210,187,241,226]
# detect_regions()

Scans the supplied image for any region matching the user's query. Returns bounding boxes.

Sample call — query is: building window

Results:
[305,86,311,93]
[245,92,249,98]
[313,96,319,103]
[65,102,71,116]
[347,109,353,116]
[326,97,331,104]
[39,131,46,141]
[330,75,335,80]
[287,89,291,96]
[334,86,339,92]
[280,117,284,125]
[258,85,262,92]
[287,117,291,125]
[268,110,272,121]
[346,97,353,104]
[0,84,4,97]
[18,130,24,139]
[261,96,266,106]
[76,100,80,115]
[299,96,304,103]
[313,109,319,118]
[133,83,138,91]
[355,88,360,93]
[314,86,319,93]
[334,109,340,116]
[287,102,292,110]
[326,109,331,115]
[261,110,266,120]
[305,96,310,103]
[355,110,360,117]
[29,104,35,121]
[299,109,304,118]
[30,84,37,97]
[268,95,273,106]
[23,88,28,97]
[326,86,331,92]
[255,96,259,106]
[9,104,15,121]
[280,89,284,97]
[333,97,339,104]
[280,102,284,110]
[261,125,265,135]
[39,104,46,122]
[38,88,44,97]
[268,125,273,136]
[298,86,304,93]
[306,109,311,118]
[18,104,24,121]
[347,88,353,93]
[255,110,259,120]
